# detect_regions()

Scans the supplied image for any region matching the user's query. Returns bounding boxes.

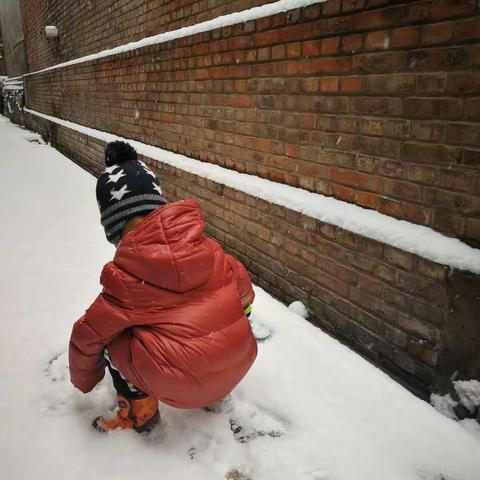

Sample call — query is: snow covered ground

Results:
[1,116,480,480]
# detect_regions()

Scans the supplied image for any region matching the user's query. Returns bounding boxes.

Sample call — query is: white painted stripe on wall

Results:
[24,107,480,273]
[24,0,326,78]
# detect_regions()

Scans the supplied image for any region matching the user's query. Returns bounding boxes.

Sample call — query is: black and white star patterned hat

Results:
[96,141,166,245]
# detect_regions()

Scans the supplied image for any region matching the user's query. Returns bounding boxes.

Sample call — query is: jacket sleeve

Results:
[69,292,133,393]
[226,255,255,309]
[69,312,106,393]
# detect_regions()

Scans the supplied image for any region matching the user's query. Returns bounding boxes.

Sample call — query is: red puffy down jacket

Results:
[69,199,257,408]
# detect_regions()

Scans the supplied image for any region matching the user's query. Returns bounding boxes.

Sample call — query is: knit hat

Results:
[96,141,166,245]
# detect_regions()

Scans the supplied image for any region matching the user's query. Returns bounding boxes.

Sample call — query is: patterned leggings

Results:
[104,350,147,400]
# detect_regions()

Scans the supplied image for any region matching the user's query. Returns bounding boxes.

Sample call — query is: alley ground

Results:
[1,117,479,480]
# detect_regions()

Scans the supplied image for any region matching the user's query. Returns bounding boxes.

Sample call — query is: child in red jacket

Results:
[69,141,257,432]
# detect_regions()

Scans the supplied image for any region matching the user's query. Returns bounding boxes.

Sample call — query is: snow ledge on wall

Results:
[24,107,480,275]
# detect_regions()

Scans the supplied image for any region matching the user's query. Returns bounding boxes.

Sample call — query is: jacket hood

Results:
[113,199,214,292]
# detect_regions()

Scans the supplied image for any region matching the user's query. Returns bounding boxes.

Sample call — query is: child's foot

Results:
[93,395,159,433]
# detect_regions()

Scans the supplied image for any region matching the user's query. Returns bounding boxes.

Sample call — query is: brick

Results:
[403,98,462,120]
[277,23,314,43]
[322,37,340,54]
[379,198,403,217]
[473,45,480,66]
[342,34,363,53]
[365,0,389,6]
[341,230,360,249]
[438,168,473,193]
[303,5,321,20]
[303,40,321,57]
[257,47,270,61]
[383,286,410,311]
[347,252,375,272]
[433,210,466,236]
[352,8,394,31]
[462,149,480,165]
[286,42,302,58]
[385,324,408,348]
[465,217,480,244]
[333,184,355,202]
[319,76,340,92]
[385,246,414,270]
[397,312,439,342]
[314,96,349,113]
[364,31,390,51]
[351,96,402,116]
[357,156,376,173]
[316,221,339,239]
[416,258,448,281]
[446,123,480,146]
[465,98,480,120]
[391,25,421,48]
[340,76,362,92]
[318,150,355,168]
[322,0,341,16]
[383,180,422,202]
[397,271,446,304]
[375,263,397,283]
[342,0,364,11]
[315,180,333,195]
[421,21,453,45]
[252,30,279,47]
[271,44,286,60]
[454,18,480,42]
[357,274,383,295]
[354,310,381,334]
[411,122,444,143]
[406,341,438,367]
[317,271,349,296]
[312,57,352,74]
[361,238,384,258]
[403,204,432,225]
[331,167,370,189]
[300,214,317,232]
[447,72,480,94]
[425,188,480,215]
[409,0,476,22]
[405,48,467,74]
[337,265,357,284]
[401,142,462,165]
[355,191,378,209]
[349,286,378,314]
[411,300,444,326]
[329,296,357,319]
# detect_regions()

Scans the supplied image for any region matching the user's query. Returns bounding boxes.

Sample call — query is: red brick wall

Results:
[24,0,480,246]
[24,111,480,395]
[21,0,276,72]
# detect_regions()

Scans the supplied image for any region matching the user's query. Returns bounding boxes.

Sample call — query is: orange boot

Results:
[93,395,159,433]
[130,396,160,433]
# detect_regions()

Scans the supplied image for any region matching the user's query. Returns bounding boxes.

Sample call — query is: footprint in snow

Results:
[229,417,283,443]
[225,468,252,480]
[203,394,287,443]
[44,351,69,382]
